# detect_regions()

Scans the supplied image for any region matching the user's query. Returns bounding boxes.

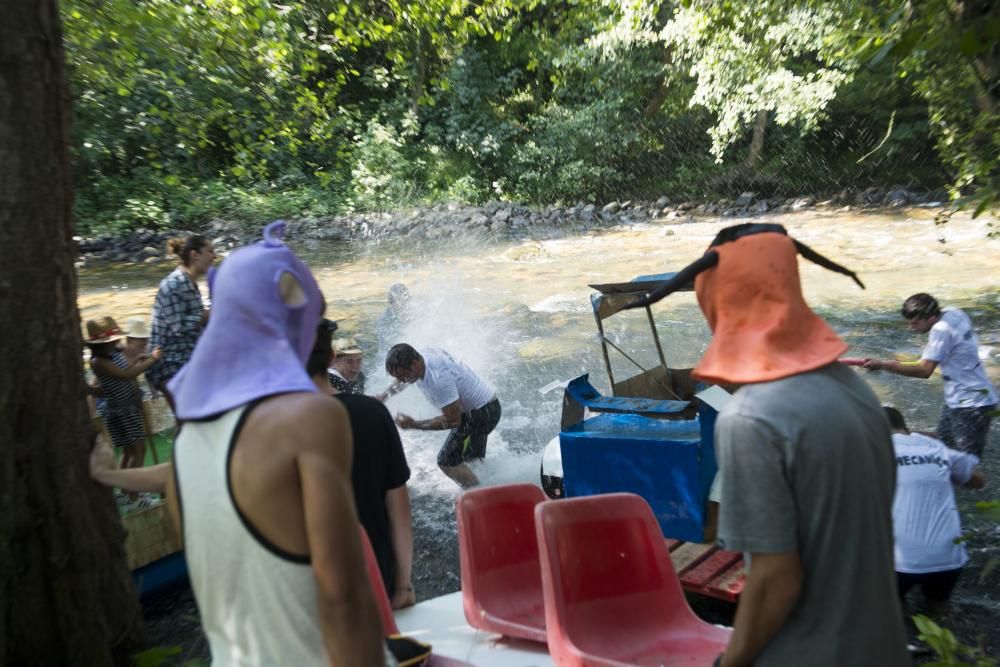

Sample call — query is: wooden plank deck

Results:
[665,539,744,602]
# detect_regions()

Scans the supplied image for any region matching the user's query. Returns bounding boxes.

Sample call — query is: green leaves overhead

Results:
[63,0,997,232]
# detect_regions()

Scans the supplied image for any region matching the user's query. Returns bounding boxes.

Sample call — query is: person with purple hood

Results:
[91,222,388,666]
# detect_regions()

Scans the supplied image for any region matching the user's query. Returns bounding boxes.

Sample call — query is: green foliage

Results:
[63,0,996,234]
[659,3,855,162]
[913,615,996,667]
[133,645,182,667]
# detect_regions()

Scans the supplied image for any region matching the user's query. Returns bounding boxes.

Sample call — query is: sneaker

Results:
[113,489,130,511]
[130,493,162,512]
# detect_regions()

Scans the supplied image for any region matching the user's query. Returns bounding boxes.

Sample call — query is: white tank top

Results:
[174,403,330,666]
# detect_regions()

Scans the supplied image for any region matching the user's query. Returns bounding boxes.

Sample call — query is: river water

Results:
[78,208,1000,659]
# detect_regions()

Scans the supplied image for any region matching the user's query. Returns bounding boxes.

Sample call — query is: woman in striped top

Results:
[86,317,160,470]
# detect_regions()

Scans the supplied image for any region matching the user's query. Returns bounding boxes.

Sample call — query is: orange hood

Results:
[691,232,847,384]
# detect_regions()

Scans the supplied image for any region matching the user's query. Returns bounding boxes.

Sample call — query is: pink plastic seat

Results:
[456,483,548,643]
[360,525,400,635]
[535,493,732,666]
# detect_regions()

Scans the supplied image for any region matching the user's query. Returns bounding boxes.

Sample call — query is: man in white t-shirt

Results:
[864,293,998,456]
[383,343,500,488]
[884,406,984,613]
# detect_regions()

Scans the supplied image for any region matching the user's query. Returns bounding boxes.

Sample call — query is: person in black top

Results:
[310,321,415,609]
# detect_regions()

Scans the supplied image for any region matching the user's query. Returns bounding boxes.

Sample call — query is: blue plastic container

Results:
[559,402,718,543]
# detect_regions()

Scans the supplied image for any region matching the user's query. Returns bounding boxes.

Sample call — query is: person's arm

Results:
[395,400,461,431]
[162,279,206,335]
[385,485,415,609]
[90,437,170,494]
[946,448,985,489]
[861,358,937,378]
[91,349,161,381]
[713,412,801,667]
[719,552,803,667]
[965,470,986,489]
[375,381,406,403]
[297,403,384,666]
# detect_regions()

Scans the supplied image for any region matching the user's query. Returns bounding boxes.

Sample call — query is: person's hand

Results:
[151,347,162,361]
[861,358,882,371]
[90,437,116,482]
[390,586,416,610]
[395,413,416,429]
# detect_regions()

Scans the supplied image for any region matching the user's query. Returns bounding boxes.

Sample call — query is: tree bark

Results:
[0,1,144,664]
[741,109,769,169]
[410,27,429,117]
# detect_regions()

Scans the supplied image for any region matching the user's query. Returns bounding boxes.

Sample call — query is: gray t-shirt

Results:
[716,363,909,667]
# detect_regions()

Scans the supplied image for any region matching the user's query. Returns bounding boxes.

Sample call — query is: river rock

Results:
[855,187,884,206]
[504,243,547,261]
[790,197,815,211]
[142,246,160,257]
[655,195,671,208]
[601,201,621,214]
[884,188,909,208]
[735,192,756,207]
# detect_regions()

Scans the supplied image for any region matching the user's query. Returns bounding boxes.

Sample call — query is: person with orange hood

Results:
[627,223,909,667]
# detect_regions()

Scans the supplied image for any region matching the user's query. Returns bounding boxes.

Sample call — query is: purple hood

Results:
[168,221,323,420]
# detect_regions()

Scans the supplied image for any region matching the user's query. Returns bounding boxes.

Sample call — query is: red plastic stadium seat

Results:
[535,493,731,666]
[360,525,400,636]
[456,483,548,643]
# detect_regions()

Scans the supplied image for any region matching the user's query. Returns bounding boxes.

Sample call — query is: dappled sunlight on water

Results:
[79,208,1000,606]
[77,208,1000,458]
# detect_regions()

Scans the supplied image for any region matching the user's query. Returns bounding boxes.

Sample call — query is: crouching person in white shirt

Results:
[885,406,985,614]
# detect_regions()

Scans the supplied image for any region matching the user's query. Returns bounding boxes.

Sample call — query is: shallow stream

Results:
[78,208,1000,659]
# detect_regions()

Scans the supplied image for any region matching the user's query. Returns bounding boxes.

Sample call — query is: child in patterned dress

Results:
[85,316,160,470]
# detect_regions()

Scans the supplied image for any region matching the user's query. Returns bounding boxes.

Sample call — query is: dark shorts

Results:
[897,568,963,603]
[437,399,501,467]
[937,404,996,457]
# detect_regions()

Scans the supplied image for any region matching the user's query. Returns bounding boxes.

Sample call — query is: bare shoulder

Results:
[249,393,350,455]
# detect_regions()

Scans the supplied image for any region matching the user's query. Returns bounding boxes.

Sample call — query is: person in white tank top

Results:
[90,222,390,666]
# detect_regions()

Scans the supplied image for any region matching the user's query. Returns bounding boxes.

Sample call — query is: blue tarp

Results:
[559,378,719,543]
[564,374,690,416]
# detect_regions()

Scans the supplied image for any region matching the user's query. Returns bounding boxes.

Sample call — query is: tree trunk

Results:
[0,1,144,664]
[741,109,769,169]
[410,27,429,117]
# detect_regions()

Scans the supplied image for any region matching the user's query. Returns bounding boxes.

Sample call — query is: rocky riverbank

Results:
[76,186,947,265]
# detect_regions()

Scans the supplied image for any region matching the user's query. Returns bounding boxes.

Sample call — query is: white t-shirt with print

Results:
[892,431,978,573]
[416,348,496,414]
[922,308,998,409]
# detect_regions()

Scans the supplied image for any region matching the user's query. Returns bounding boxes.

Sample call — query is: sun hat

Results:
[624,223,864,385]
[333,336,363,356]
[84,316,124,344]
[124,316,151,339]
[167,221,324,420]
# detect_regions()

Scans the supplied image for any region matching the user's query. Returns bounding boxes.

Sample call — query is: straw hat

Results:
[125,316,151,339]
[333,336,363,356]
[84,316,124,344]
